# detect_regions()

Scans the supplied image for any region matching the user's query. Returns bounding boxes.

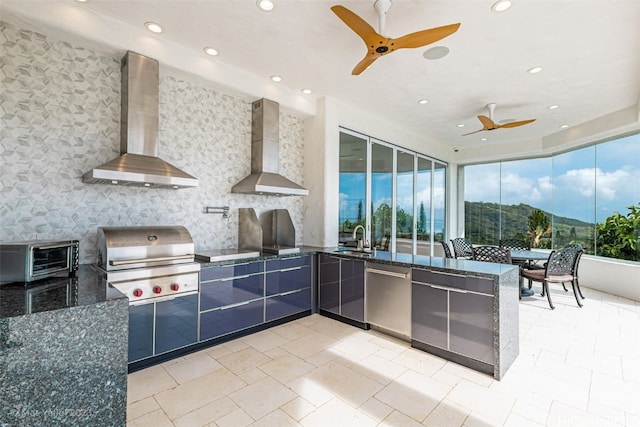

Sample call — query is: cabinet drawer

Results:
[265,265,310,295]
[412,269,494,295]
[200,260,264,282]
[200,274,264,311]
[465,276,495,295]
[266,255,311,271]
[265,288,311,321]
[199,299,264,341]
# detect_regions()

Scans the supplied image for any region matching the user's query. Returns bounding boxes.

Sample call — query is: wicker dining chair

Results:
[471,246,513,264]
[438,240,453,258]
[521,247,584,310]
[450,238,473,259]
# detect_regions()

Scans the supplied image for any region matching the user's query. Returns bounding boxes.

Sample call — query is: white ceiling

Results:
[3,0,640,152]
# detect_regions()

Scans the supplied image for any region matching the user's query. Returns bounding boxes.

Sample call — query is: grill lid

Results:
[97,225,195,271]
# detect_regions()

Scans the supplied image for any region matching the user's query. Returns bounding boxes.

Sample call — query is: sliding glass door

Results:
[338,128,447,255]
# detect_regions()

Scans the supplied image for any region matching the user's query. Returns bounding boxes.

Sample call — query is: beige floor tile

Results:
[263,346,289,359]
[423,399,470,427]
[392,347,447,377]
[332,335,383,362]
[241,329,290,352]
[238,366,268,384]
[228,376,296,420]
[259,353,315,384]
[358,397,393,422]
[303,348,341,367]
[216,346,272,375]
[379,410,423,426]
[300,397,378,427]
[375,370,452,421]
[281,396,316,421]
[566,349,623,379]
[279,331,338,359]
[127,365,178,404]
[172,396,238,427]
[205,344,232,359]
[126,408,174,427]
[588,400,628,426]
[154,368,246,420]
[503,412,545,427]
[272,321,316,340]
[126,396,159,421]
[342,353,408,386]
[546,400,621,427]
[224,339,250,352]
[215,407,253,427]
[509,398,551,426]
[251,409,301,427]
[162,352,222,384]
[446,379,515,425]
[590,371,640,416]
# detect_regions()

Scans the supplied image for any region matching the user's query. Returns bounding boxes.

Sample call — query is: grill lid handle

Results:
[109,254,194,266]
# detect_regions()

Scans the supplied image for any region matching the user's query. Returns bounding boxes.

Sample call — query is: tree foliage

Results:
[596,203,640,261]
[527,209,552,248]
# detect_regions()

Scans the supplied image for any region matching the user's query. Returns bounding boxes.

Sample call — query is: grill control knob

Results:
[133,289,143,298]
[170,283,180,291]
[153,286,162,294]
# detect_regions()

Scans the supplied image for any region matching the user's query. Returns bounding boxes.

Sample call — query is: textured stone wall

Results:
[0,20,306,263]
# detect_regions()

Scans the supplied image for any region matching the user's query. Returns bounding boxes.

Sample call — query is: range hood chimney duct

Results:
[231,99,308,196]
[82,51,198,189]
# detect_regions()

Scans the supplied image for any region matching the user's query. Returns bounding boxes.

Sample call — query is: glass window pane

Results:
[433,162,447,247]
[371,143,393,250]
[464,163,501,245]
[416,157,433,255]
[339,132,367,246]
[396,151,414,254]
[552,146,596,252]
[500,158,552,247]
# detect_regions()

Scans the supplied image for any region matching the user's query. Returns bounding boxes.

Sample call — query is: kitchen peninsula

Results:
[0,266,128,426]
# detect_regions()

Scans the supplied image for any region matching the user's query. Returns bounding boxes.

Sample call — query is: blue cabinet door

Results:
[265,265,311,295]
[265,288,311,321]
[128,303,154,362]
[200,273,264,311]
[200,299,264,341]
[318,254,340,314]
[340,258,365,321]
[155,294,198,355]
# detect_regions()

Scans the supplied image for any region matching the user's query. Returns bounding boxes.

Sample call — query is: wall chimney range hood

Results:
[82,51,198,189]
[231,99,308,196]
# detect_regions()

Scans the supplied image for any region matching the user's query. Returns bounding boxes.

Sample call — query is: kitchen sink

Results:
[334,249,373,258]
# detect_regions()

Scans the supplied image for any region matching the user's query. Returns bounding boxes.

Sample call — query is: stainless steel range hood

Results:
[82,51,198,189]
[231,99,308,196]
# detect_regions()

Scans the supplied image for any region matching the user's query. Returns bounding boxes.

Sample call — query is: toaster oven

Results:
[0,240,79,283]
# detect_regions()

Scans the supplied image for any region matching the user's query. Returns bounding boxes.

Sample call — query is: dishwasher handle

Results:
[365,267,409,279]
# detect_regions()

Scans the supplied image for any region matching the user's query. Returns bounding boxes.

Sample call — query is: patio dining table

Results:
[509,249,549,297]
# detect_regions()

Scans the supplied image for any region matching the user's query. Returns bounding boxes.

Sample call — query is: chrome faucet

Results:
[352,225,368,250]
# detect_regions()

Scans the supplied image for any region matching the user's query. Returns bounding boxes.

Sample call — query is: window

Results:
[462,131,640,261]
[339,129,447,255]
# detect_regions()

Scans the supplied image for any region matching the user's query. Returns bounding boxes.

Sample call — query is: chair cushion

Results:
[521,269,573,282]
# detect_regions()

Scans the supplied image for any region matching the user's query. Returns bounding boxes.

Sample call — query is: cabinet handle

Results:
[278,289,302,296]
[428,284,467,294]
[129,291,198,306]
[276,266,304,273]
[110,254,194,266]
[220,300,252,310]
[365,268,408,279]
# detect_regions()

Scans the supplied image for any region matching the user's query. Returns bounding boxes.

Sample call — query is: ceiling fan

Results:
[331,0,461,75]
[463,103,536,136]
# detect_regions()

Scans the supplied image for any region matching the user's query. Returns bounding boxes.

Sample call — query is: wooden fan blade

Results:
[462,129,486,136]
[352,54,379,75]
[499,119,536,129]
[331,5,380,46]
[393,23,461,49]
[477,115,497,130]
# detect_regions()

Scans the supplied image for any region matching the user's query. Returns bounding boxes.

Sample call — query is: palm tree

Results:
[527,209,551,248]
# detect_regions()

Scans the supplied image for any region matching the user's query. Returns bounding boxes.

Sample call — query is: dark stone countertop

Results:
[0,265,126,319]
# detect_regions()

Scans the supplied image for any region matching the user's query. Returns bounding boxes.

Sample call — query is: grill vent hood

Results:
[231,99,308,196]
[82,51,198,189]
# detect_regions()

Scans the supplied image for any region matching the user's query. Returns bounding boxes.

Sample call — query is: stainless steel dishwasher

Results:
[365,262,411,340]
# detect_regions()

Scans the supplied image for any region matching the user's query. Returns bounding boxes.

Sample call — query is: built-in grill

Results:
[96,226,200,305]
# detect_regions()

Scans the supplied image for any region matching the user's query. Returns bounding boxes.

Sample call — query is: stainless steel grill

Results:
[96,226,200,305]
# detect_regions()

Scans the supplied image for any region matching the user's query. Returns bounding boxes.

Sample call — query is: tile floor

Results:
[127,286,640,426]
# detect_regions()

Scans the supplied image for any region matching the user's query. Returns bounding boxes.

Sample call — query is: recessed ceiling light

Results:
[527,66,543,74]
[75,0,88,3]
[491,0,512,13]
[270,75,282,82]
[560,124,569,129]
[480,137,488,141]
[418,99,429,105]
[203,47,219,56]
[548,104,559,110]
[423,46,450,60]
[456,124,465,128]
[257,0,274,11]
[144,22,163,33]
[301,88,312,94]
